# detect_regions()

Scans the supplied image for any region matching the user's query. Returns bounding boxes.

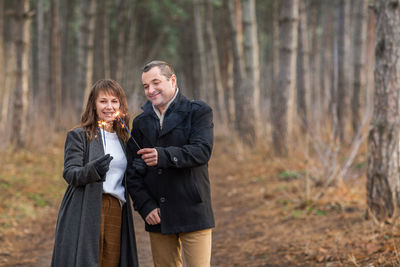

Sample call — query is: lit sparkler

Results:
[98,120,107,149]
[113,111,141,150]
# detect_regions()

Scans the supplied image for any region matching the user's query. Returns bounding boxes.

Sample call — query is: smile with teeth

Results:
[103,112,114,117]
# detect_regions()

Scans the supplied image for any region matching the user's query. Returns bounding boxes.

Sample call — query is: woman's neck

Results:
[103,122,114,133]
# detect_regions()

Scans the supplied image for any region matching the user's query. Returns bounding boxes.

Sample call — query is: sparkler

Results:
[98,120,107,149]
[113,111,141,150]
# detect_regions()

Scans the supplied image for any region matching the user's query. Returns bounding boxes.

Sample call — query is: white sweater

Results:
[100,130,126,203]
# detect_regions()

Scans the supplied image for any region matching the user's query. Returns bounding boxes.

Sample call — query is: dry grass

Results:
[1,130,400,266]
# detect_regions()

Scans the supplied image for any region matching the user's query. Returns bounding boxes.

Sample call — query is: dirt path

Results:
[2,141,399,266]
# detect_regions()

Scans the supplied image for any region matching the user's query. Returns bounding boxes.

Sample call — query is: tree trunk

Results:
[367,0,400,222]
[271,0,279,101]
[50,0,62,129]
[123,4,138,99]
[320,1,334,122]
[366,4,375,114]
[309,1,321,126]
[193,0,207,101]
[0,0,4,126]
[220,2,235,126]
[11,0,31,147]
[242,0,260,135]
[36,0,50,119]
[352,0,368,135]
[103,0,111,79]
[60,0,76,114]
[297,0,311,131]
[80,0,96,110]
[114,0,128,83]
[227,0,256,145]
[205,0,227,124]
[336,0,351,142]
[272,0,299,155]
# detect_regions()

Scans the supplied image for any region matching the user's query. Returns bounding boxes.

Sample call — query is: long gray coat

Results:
[51,128,138,267]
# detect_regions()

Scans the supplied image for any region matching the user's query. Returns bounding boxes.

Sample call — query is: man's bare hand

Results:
[145,208,161,225]
[138,148,158,166]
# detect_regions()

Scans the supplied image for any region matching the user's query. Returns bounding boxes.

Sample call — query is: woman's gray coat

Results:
[51,128,138,267]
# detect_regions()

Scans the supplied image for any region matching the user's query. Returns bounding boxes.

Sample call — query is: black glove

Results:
[94,154,113,180]
[133,158,147,175]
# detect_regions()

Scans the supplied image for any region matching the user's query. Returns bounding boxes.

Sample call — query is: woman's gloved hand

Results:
[94,154,113,181]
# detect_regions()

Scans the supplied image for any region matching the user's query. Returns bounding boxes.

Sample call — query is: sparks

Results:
[98,120,107,149]
[113,111,141,150]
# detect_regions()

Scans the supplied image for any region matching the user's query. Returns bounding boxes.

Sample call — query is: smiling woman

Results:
[51,79,139,267]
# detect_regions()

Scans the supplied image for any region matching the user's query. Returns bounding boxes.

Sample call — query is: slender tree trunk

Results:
[193,0,207,101]
[272,0,299,155]
[11,0,31,147]
[123,4,138,96]
[205,0,227,124]
[81,0,97,109]
[366,5,375,113]
[115,0,127,82]
[320,1,333,122]
[367,0,400,222]
[336,0,351,142]
[352,0,368,135]
[242,0,260,135]
[309,1,321,126]
[220,2,235,126]
[227,0,256,145]
[93,0,106,82]
[271,0,279,99]
[50,0,62,129]
[0,0,4,125]
[103,0,111,79]
[297,0,311,131]
[36,0,50,119]
[61,0,76,113]
[0,4,13,137]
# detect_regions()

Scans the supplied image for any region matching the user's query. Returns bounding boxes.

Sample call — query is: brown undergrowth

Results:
[0,133,399,266]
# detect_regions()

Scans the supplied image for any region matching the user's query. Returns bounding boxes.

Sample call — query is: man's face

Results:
[142,66,177,113]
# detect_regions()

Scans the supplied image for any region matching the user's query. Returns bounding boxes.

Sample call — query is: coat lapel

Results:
[89,130,105,161]
[159,94,190,138]
[137,103,159,146]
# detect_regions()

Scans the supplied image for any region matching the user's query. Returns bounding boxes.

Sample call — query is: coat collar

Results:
[140,91,191,137]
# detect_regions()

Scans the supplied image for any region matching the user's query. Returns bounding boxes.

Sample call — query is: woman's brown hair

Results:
[80,79,131,143]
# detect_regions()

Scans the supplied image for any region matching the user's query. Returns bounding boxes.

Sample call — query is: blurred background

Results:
[0,0,373,149]
[2,0,393,266]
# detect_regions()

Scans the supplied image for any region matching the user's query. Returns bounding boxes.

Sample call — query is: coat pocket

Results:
[184,178,202,204]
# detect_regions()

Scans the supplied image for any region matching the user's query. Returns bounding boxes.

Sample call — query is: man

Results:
[127,60,214,267]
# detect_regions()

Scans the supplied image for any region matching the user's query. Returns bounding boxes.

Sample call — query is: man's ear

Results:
[171,74,177,87]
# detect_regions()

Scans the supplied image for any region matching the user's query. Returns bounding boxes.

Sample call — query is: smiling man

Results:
[127,60,215,267]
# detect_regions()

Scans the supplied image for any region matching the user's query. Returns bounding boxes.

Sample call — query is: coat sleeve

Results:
[156,101,214,169]
[62,129,102,187]
[126,121,159,220]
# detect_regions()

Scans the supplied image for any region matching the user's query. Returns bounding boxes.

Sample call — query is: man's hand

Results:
[145,208,161,225]
[138,148,158,166]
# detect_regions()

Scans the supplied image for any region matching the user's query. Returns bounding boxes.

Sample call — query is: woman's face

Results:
[95,91,120,123]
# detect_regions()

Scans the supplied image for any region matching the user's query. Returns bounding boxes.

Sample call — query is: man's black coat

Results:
[127,91,215,234]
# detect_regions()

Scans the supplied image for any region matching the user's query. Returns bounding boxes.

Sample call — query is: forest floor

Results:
[1,134,400,266]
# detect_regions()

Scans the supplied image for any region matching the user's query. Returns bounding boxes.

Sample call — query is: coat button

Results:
[158,169,163,175]
[173,156,178,162]
[160,197,166,203]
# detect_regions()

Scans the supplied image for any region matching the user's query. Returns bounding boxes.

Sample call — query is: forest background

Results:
[2,0,400,266]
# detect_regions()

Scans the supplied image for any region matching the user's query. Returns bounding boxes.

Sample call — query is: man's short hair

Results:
[142,60,175,80]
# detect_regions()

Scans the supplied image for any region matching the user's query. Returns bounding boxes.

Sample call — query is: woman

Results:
[51,79,139,267]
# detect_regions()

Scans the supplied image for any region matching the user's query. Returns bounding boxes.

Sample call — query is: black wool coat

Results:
[51,128,139,267]
[126,92,215,234]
